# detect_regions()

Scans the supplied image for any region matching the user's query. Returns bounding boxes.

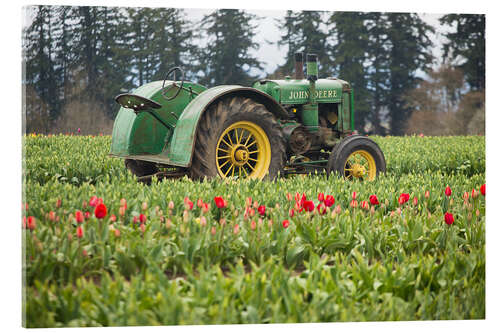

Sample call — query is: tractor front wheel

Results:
[190,96,286,180]
[327,135,386,181]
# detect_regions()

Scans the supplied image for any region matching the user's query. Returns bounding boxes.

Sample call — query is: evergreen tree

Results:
[365,12,391,135]
[440,14,485,91]
[385,13,434,135]
[276,10,329,77]
[23,5,58,123]
[197,9,263,86]
[328,12,372,132]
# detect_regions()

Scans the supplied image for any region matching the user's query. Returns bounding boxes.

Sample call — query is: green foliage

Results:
[440,14,485,91]
[196,9,263,87]
[23,135,484,326]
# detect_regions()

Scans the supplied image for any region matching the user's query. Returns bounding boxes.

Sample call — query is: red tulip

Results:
[480,184,485,196]
[286,193,293,201]
[94,203,107,219]
[197,198,204,208]
[214,196,226,209]
[361,201,369,210]
[168,201,175,210]
[76,226,84,238]
[119,206,126,217]
[114,228,120,237]
[22,216,26,229]
[140,223,146,233]
[120,198,127,208]
[48,211,56,222]
[317,203,327,215]
[282,220,290,228]
[139,214,147,224]
[303,200,315,212]
[211,226,216,235]
[246,197,252,207]
[369,195,379,206]
[250,220,257,230]
[56,199,62,208]
[352,191,357,200]
[233,224,240,235]
[462,191,469,201]
[445,186,452,197]
[398,193,409,205]
[84,211,90,219]
[350,199,358,208]
[289,208,295,218]
[75,210,84,223]
[444,212,454,225]
[258,205,266,216]
[471,188,478,199]
[89,196,98,207]
[27,216,36,231]
[324,195,335,207]
[424,190,430,199]
[413,196,418,206]
[185,200,193,210]
[318,192,325,202]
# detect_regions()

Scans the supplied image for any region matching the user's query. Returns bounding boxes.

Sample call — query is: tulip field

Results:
[22,135,485,327]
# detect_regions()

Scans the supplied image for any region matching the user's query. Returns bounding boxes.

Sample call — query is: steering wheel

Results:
[161,67,185,101]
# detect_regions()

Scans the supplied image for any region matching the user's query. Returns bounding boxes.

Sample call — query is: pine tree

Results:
[23,5,58,131]
[276,10,329,77]
[197,9,263,86]
[385,13,434,135]
[328,12,372,132]
[440,14,485,91]
[365,12,391,135]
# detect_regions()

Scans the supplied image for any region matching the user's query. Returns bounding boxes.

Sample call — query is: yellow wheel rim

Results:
[344,150,376,181]
[216,121,271,179]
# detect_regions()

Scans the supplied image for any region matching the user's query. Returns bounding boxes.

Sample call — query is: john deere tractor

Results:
[110,52,386,182]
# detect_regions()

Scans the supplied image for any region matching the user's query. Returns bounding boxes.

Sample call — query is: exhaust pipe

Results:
[294,52,304,80]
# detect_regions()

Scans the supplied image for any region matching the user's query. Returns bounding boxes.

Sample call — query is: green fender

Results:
[165,85,288,167]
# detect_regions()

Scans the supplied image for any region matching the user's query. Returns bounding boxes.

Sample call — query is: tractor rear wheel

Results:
[190,96,286,180]
[124,159,158,177]
[327,135,386,181]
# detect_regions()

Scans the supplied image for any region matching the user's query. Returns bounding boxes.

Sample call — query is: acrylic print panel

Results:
[21,1,485,328]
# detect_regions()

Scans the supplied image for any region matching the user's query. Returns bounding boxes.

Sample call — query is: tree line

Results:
[23,6,485,135]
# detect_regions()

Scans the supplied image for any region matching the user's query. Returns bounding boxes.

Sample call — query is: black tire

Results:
[190,96,286,180]
[124,159,159,177]
[327,135,386,181]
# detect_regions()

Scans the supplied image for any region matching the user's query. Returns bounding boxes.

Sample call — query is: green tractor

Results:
[110,52,386,182]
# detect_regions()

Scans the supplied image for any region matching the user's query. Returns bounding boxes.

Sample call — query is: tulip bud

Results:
[76,226,84,238]
[445,186,452,197]
[286,193,293,201]
[289,208,295,218]
[168,201,175,210]
[49,211,56,222]
[268,219,273,227]
[110,214,116,222]
[114,228,121,237]
[350,200,358,208]
[197,198,203,208]
[476,209,480,217]
[200,216,207,227]
[140,223,146,233]
[275,203,280,210]
[413,197,418,206]
[27,216,36,231]
[249,208,255,217]
[139,214,147,224]
[282,220,290,228]
[211,226,216,235]
[463,191,469,202]
[166,218,172,229]
[424,190,430,199]
[251,220,257,230]
[467,212,472,221]
[75,210,84,223]
[233,224,240,235]
[119,206,126,217]
[120,198,127,208]
[246,197,252,207]
[258,218,263,227]
[56,199,62,208]
[220,218,226,226]
[318,192,325,202]
[335,205,342,214]
[253,201,259,209]
[202,203,210,214]
[183,210,189,222]
[352,192,357,200]
[471,188,478,199]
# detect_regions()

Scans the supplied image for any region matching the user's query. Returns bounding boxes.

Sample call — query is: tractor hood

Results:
[252,78,350,104]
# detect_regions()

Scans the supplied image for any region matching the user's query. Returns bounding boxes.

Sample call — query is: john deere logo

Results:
[288,89,337,99]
